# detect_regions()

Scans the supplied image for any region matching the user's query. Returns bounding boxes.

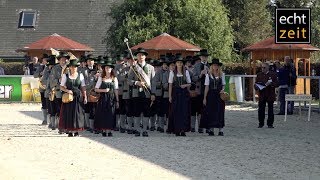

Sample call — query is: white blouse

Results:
[95,76,119,90]
[204,73,226,86]
[168,70,191,84]
[60,73,85,87]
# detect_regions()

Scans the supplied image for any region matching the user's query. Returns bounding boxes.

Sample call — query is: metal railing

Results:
[225,74,320,113]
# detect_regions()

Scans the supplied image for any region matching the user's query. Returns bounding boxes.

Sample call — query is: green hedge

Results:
[0,62,24,75]
[223,63,251,74]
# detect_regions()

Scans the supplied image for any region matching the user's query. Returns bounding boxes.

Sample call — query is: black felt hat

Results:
[209,58,223,66]
[95,56,104,64]
[198,49,210,56]
[153,59,161,67]
[185,56,193,62]
[116,54,125,61]
[134,47,148,56]
[67,59,80,67]
[86,54,95,61]
[47,55,56,65]
[42,54,49,59]
[101,56,114,68]
[173,53,185,64]
[79,55,87,62]
[57,52,70,60]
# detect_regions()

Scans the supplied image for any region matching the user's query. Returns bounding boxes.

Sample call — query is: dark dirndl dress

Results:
[94,79,116,130]
[200,76,225,129]
[60,74,85,131]
[168,75,191,133]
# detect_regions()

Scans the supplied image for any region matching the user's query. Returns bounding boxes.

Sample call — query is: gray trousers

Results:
[288,86,295,113]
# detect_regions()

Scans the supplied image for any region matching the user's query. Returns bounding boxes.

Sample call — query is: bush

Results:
[223,63,251,74]
[0,62,24,75]
[311,63,320,99]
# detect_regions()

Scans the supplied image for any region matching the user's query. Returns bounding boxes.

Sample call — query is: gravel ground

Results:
[0,103,319,180]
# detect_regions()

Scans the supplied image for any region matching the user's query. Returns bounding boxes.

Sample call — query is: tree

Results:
[105,0,234,60]
[223,0,272,51]
[270,0,320,61]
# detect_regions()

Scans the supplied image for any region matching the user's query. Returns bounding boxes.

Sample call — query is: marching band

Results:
[36,47,226,137]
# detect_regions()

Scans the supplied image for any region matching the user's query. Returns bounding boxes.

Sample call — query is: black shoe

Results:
[175,133,180,136]
[191,128,195,132]
[208,131,214,136]
[74,132,79,137]
[198,129,204,133]
[276,112,285,115]
[102,132,107,137]
[120,128,126,133]
[127,130,133,134]
[288,112,293,115]
[142,131,149,137]
[68,133,73,137]
[157,127,161,131]
[150,126,155,131]
[108,132,113,137]
[205,129,210,133]
[86,128,91,132]
[258,125,264,128]
[268,125,274,128]
[94,131,99,134]
[218,132,224,136]
[135,132,141,137]
[159,128,164,133]
[180,132,186,136]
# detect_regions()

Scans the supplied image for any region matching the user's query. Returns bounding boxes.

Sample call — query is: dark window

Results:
[19,11,36,28]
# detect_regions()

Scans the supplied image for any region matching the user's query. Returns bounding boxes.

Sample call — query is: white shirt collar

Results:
[139,61,146,67]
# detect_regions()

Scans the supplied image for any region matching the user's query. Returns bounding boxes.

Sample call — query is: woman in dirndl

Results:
[94,58,120,137]
[168,55,191,136]
[60,59,87,137]
[201,58,226,136]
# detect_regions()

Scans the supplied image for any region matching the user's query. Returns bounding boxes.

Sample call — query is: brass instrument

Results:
[49,88,55,101]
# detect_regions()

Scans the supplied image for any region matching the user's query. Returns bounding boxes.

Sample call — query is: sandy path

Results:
[0,103,319,179]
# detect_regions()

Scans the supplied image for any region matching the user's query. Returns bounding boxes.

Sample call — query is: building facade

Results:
[0,0,120,59]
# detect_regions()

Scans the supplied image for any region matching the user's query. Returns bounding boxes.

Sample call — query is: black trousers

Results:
[158,97,169,117]
[84,102,96,119]
[258,99,274,126]
[124,99,134,117]
[132,97,151,117]
[49,98,62,117]
[190,96,199,116]
[149,98,159,117]
[116,96,126,115]
[40,92,47,109]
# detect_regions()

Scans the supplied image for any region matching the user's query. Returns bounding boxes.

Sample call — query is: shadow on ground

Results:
[15,107,320,179]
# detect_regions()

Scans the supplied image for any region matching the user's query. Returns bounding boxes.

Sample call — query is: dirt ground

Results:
[0,103,319,180]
